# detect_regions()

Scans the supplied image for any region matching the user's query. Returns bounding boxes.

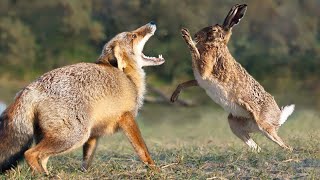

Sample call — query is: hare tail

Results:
[279,104,295,126]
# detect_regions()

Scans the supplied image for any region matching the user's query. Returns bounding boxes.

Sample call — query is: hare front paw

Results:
[170,89,181,103]
[181,28,192,42]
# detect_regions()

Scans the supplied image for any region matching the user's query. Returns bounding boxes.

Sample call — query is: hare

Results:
[171,4,294,152]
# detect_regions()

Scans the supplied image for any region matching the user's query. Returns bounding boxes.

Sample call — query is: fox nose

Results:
[149,21,156,25]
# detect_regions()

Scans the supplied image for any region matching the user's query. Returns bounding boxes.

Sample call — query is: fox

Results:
[171,4,295,152]
[0,21,165,174]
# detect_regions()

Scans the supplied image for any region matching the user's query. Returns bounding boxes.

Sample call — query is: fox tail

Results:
[0,90,35,172]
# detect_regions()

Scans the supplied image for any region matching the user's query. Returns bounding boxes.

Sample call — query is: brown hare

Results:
[171,4,294,152]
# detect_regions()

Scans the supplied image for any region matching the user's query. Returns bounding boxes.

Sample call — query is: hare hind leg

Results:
[260,126,292,151]
[255,117,292,150]
[228,114,261,152]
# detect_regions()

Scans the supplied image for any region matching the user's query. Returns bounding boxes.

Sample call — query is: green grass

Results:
[1,104,320,179]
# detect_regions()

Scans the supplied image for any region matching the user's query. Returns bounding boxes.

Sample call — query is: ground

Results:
[1,104,319,179]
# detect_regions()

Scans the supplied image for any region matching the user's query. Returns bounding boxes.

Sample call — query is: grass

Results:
[1,104,320,179]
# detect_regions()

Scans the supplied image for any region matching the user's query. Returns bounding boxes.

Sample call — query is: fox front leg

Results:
[181,28,200,60]
[118,112,159,171]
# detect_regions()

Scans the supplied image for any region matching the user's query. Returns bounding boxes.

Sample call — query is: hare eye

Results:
[132,34,137,39]
[212,29,217,32]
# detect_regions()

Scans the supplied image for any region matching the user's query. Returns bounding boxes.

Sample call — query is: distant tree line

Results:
[0,0,319,107]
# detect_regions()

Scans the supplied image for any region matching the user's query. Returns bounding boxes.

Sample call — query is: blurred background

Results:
[0,0,319,109]
[1,1,319,178]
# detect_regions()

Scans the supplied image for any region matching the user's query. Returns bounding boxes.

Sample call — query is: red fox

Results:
[0,22,165,174]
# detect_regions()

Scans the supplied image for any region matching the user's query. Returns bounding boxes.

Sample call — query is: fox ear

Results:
[97,43,126,71]
[222,4,247,31]
[113,44,127,71]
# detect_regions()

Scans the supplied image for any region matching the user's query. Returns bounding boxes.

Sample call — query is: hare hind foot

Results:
[228,114,261,152]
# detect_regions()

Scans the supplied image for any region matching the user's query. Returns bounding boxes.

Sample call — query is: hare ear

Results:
[222,4,247,31]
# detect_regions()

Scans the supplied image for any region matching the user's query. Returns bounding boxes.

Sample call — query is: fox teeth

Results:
[158,54,163,59]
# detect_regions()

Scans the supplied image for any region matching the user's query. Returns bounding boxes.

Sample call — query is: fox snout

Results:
[135,21,157,37]
[97,22,165,69]
[131,22,165,67]
[131,22,157,42]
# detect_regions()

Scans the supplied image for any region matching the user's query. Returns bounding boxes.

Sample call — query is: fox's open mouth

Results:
[140,24,165,66]
[141,53,165,64]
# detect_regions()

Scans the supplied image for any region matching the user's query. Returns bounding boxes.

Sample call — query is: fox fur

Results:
[0,22,164,174]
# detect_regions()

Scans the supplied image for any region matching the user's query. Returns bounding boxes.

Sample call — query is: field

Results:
[1,104,319,179]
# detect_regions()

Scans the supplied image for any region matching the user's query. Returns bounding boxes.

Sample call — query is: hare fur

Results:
[171,4,295,151]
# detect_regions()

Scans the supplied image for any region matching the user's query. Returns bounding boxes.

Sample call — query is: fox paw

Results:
[146,164,161,173]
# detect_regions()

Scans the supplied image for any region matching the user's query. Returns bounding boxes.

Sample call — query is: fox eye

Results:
[132,34,137,39]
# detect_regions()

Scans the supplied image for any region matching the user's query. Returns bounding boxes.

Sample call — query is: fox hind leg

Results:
[24,148,46,174]
[228,114,261,152]
[81,137,99,171]
[24,129,90,174]
[24,139,61,175]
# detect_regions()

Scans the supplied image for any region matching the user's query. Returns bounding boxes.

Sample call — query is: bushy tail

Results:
[0,91,35,173]
[279,104,295,126]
